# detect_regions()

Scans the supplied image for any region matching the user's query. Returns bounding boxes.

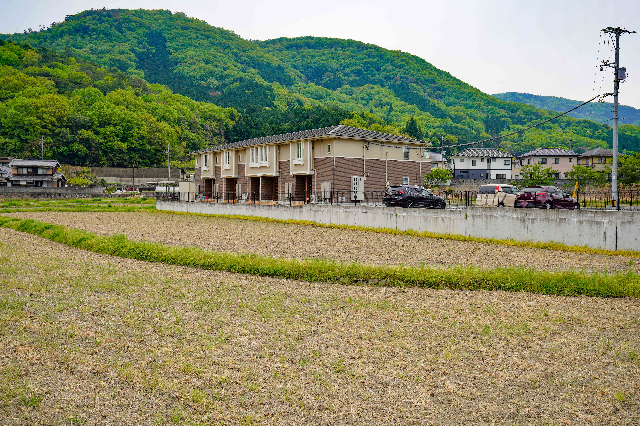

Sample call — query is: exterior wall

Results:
[194,167,202,193]
[157,202,640,252]
[452,156,513,179]
[580,155,612,171]
[513,156,577,178]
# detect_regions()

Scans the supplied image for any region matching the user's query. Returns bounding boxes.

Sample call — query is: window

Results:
[403,146,409,160]
[539,158,547,164]
[527,159,531,165]
[204,154,208,167]
[195,157,199,166]
[224,151,230,166]
[327,144,331,154]
[215,155,218,164]
[504,160,510,166]
[403,177,409,184]
[496,174,506,179]
[38,168,48,175]
[472,160,477,166]
[238,154,242,162]
[492,158,497,162]
[599,157,605,164]
[481,158,485,162]
[460,158,464,163]
[553,158,559,164]
[569,158,573,162]
[250,148,255,163]
[295,142,303,160]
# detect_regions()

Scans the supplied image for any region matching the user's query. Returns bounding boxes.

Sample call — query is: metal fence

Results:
[159,188,640,210]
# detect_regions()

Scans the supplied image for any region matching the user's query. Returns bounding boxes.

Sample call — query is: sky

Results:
[1,0,639,110]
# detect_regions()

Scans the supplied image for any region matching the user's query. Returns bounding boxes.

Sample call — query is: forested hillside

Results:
[3,8,640,164]
[494,92,640,126]
[0,40,236,166]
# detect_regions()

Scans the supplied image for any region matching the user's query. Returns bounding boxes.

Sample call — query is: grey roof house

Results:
[6,159,66,187]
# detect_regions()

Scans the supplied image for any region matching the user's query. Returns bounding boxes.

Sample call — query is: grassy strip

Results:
[0,197,156,213]
[156,210,640,259]
[1,216,638,298]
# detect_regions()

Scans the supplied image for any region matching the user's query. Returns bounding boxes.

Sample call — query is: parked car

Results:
[384,185,446,208]
[514,186,580,209]
[475,184,520,207]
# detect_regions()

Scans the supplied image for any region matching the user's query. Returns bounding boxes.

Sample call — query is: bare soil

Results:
[1,223,639,425]
[7,211,640,274]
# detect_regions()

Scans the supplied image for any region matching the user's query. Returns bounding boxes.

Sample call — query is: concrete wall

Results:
[156,201,640,252]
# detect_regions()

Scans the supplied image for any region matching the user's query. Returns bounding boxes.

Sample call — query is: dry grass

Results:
[7,211,640,274]
[1,227,639,425]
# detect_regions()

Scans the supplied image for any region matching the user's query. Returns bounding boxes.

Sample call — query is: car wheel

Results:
[544,201,553,209]
[574,203,580,210]
[402,199,414,208]
[438,200,446,209]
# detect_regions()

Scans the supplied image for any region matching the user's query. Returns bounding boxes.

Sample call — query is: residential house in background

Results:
[7,159,66,187]
[578,148,615,171]
[0,157,12,186]
[512,148,577,179]
[426,152,449,169]
[450,148,513,179]
[193,125,431,202]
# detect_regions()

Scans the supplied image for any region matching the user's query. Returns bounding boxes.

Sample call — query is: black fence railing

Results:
[160,188,640,210]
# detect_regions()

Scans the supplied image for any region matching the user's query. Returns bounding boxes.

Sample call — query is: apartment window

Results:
[224,151,230,165]
[250,148,255,163]
[38,168,48,175]
[296,142,303,160]
[238,154,242,162]
[460,158,464,163]
[492,158,496,162]
[504,160,510,166]
[327,144,331,154]
[215,155,218,164]
[204,154,208,167]
[496,174,506,179]
[539,158,547,164]
[403,146,409,160]
[472,160,477,166]
[553,158,559,164]
[403,177,409,184]
[481,158,485,162]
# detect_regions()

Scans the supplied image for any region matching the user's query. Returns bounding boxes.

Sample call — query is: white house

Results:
[450,148,514,179]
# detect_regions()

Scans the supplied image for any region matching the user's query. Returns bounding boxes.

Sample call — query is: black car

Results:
[384,185,446,208]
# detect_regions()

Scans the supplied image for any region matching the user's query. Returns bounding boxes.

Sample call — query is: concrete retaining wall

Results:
[156,201,640,252]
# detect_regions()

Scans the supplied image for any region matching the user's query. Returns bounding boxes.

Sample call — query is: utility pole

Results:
[167,143,171,181]
[601,26,636,210]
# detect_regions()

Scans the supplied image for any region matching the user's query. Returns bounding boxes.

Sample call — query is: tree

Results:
[565,164,607,187]
[424,167,452,188]
[618,153,640,185]
[517,163,555,187]
[403,116,423,140]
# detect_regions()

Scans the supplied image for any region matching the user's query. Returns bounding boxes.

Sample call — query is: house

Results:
[426,152,449,169]
[193,125,431,202]
[578,148,616,171]
[7,159,66,187]
[512,148,577,179]
[450,148,513,179]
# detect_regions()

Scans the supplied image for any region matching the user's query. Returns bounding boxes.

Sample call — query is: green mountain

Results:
[0,40,236,166]
[493,92,640,126]
[3,8,640,162]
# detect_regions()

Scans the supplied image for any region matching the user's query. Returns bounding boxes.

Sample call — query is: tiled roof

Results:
[454,148,512,158]
[196,125,427,153]
[9,173,66,182]
[9,159,60,167]
[580,147,614,157]
[520,148,577,157]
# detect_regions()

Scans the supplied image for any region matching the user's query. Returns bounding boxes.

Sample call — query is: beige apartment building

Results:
[512,148,577,179]
[194,125,431,202]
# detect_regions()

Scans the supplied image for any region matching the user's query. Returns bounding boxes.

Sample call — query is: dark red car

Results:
[514,186,580,210]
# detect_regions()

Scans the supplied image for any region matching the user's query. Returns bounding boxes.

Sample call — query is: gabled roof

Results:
[196,125,427,153]
[453,148,512,158]
[520,148,577,157]
[9,173,66,182]
[9,159,60,167]
[580,147,614,157]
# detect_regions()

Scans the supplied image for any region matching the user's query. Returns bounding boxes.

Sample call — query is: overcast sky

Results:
[1,0,639,110]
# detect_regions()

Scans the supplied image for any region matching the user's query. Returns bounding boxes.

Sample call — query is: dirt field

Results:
[1,219,639,424]
[7,211,640,274]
